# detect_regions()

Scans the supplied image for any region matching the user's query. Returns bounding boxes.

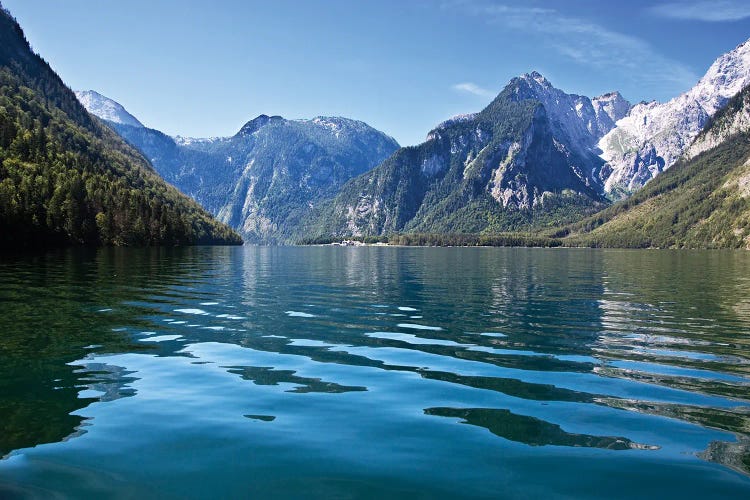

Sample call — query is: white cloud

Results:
[452,82,495,97]
[443,1,699,95]
[649,1,750,22]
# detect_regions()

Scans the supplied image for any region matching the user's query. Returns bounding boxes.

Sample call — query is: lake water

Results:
[1,246,750,498]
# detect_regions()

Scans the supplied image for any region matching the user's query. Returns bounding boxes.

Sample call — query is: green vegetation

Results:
[306,84,750,250]
[553,122,750,249]
[5,0,746,251]
[0,7,242,249]
[304,77,605,239]
[110,115,399,245]
[298,232,562,247]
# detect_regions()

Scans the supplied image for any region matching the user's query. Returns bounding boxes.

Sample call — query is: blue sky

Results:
[4,0,750,146]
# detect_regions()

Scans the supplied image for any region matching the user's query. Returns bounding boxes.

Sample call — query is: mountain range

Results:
[305,39,750,240]
[598,39,750,197]
[301,72,629,238]
[0,6,241,248]
[77,35,750,246]
[84,72,634,240]
[4,0,750,249]
[77,91,399,243]
[556,82,750,249]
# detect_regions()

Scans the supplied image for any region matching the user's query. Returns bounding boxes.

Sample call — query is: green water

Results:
[1,247,749,498]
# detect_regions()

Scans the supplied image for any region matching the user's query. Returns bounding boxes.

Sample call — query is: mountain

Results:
[82,97,400,244]
[556,83,750,249]
[598,39,750,196]
[304,72,629,238]
[686,87,750,160]
[0,6,241,248]
[74,90,144,128]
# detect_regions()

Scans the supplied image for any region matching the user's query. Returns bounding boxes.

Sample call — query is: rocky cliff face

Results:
[559,83,750,249]
[598,39,750,196]
[307,73,623,237]
[687,85,750,159]
[79,96,400,243]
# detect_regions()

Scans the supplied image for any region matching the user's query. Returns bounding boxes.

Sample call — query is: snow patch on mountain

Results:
[174,136,225,146]
[599,38,750,194]
[592,92,632,134]
[306,116,394,141]
[687,86,750,160]
[515,72,630,148]
[312,116,343,136]
[75,90,144,128]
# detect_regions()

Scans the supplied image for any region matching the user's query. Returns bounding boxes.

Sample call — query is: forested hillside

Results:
[303,73,618,238]
[554,85,750,249]
[0,6,242,248]
[92,109,399,244]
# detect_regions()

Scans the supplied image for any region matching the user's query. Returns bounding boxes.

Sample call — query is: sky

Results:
[3,0,750,146]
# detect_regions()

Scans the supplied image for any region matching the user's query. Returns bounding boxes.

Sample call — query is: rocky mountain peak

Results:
[521,71,553,88]
[499,72,631,152]
[75,89,144,128]
[690,38,750,116]
[598,36,750,195]
[236,114,284,136]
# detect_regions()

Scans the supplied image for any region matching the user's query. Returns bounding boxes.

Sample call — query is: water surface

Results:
[1,247,750,497]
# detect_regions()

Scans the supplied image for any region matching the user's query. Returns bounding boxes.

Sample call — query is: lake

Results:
[1,246,749,498]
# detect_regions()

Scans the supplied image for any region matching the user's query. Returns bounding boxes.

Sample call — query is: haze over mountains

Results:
[88,106,399,243]
[0,6,241,248]
[78,34,750,246]
[4,0,750,249]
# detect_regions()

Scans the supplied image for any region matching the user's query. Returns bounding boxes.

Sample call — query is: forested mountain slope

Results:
[82,98,399,244]
[598,39,750,196]
[556,85,750,249]
[0,5,241,248]
[304,73,628,238]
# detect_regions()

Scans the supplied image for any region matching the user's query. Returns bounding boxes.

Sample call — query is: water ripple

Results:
[1,247,750,497]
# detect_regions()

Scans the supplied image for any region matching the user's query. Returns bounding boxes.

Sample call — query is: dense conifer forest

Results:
[0,6,242,248]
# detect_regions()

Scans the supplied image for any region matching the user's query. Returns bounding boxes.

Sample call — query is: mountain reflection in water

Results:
[1,247,749,498]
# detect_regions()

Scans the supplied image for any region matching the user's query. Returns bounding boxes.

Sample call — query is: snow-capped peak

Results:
[591,91,631,133]
[425,113,478,141]
[509,72,631,147]
[597,36,750,194]
[303,116,390,139]
[75,90,144,128]
[434,113,478,130]
[173,136,225,146]
[307,116,346,138]
[306,116,373,130]
[691,38,750,115]
[592,91,629,110]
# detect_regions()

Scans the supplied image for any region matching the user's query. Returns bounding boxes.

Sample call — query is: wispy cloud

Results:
[443,1,699,95]
[648,1,750,22]
[452,82,495,97]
